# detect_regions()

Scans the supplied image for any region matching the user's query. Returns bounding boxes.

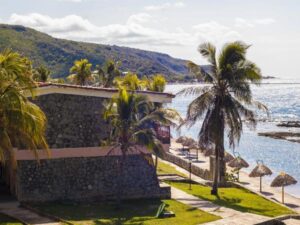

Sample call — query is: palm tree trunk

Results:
[218,115,226,186]
[116,148,126,208]
[155,155,158,171]
[211,145,219,195]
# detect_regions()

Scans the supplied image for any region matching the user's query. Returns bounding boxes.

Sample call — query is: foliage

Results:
[179,41,268,194]
[32,65,51,82]
[0,24,191,81]
[104,88,181,157]
[114,73,146,90]
[67,59,92,85]
[167,180,294,217]
[0,49,48,163]
[31,199,220,225]
[145,74,166,92]
[94,60,121,87]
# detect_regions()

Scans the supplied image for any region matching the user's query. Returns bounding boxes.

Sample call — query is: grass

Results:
[31,199,220,225]
[167,180,295,217]
[0,213,22,225]
[156,160,187,178]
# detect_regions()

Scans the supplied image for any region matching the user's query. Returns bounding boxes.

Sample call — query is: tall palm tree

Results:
[0,49,48,163]
[180,41,267,195]
[68,59,92,85]
[33,65,51,82]
[95,60,121,88]
[104,88,181,204]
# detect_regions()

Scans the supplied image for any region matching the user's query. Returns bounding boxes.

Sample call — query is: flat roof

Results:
[30,82,175,103]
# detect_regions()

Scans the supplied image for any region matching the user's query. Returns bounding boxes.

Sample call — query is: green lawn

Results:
[167,180,295,217]
[32,199,220,225]
[0,213,22,225]
[156,160,187,177]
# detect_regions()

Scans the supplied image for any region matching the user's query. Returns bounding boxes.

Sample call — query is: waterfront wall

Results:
[16,154,170,202]
[162,152,212,180]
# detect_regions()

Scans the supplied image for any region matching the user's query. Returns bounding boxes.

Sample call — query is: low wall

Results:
[15,153,170,202]
[162,152,212,180]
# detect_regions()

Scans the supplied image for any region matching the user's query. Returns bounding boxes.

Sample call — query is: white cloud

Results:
[193,21,241,44]
[234,18,254,28]
[144,2,185,11]
[254,18,275,25]
[8,13,190,46]
[57,0,83,2]
[235,17,275,28]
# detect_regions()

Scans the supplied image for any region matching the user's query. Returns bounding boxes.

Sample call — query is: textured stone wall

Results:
[32,94,110,148]
[162,153,212,180]
[16,154,170,202]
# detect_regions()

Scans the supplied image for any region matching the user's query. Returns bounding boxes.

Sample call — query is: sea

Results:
[166,78,300,198]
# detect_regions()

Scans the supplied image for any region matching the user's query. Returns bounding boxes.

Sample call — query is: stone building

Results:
[1,83,173,202]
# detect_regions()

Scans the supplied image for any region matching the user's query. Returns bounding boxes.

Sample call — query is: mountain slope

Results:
[0,24,192,81]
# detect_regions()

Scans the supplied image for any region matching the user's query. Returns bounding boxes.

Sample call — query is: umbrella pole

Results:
[282,185,284,204]
[260,176,262,192]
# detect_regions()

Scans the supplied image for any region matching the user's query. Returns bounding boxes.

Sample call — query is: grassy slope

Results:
[0,24,189,80]
[32,199,220,225]
[167,181,294,217]
[0,213,22,225]
[157,160,294,217]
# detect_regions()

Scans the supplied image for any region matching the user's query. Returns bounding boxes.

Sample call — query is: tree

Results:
[114,73,146,90]
[94,60,121,88]
[179,41,267,195]
[0,49,48,163]
[104,88,181,205]
[68,59,92,85]
[33,65,51,82]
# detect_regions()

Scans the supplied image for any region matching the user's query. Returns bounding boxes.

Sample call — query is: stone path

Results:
[0,200,60,225]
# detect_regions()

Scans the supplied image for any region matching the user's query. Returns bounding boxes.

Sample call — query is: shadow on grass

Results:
[31,199,162,225]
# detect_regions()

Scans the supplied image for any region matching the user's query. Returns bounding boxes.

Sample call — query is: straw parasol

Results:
[249,162,272,192]
[176,136,188,143]
[203,148,214,157]
[271,172,297,203]
[228,156,249,181]
[224,151,234,163]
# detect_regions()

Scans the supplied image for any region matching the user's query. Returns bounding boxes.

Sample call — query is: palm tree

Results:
[33,65,51,82]
[0,49,48,163]
[104,88,181,204]
[114,73,146,90]
[95,60,121,87]
[180,41,267,195]
[68,59,92,85]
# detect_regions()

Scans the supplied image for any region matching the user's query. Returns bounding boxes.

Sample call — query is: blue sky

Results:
[1,0,300,78]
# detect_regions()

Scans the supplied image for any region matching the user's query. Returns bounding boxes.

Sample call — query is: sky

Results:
[1,0,300,78]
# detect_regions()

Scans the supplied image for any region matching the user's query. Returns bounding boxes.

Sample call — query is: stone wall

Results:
[162,152,212,180]
[32,94,110,148]
[16,154,170,202]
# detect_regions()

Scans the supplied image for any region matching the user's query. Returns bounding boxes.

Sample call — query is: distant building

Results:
[1,83,173,202]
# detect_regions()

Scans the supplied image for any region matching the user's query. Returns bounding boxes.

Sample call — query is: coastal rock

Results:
[277,121,300,128]
[258,132,300,144]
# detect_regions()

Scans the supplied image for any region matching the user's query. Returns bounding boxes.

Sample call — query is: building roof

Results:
[31,82,175,103]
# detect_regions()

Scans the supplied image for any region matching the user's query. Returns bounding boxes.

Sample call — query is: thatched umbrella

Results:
[176,136,188,144]
[187,140,200,160]
[271,172,297,203]
[228,156,249,181]
[224,151,234,163]
[249,162,272,192]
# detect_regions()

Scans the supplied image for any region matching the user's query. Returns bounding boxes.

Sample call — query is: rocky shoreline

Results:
[258,131,300,143]
[277,121,300,128]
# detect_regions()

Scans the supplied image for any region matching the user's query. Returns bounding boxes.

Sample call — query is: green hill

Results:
[0,24,193,81]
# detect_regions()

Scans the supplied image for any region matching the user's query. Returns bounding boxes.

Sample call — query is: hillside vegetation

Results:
[0,24,193,81]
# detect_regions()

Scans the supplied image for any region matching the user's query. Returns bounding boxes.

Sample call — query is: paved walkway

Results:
[0,199,60,225]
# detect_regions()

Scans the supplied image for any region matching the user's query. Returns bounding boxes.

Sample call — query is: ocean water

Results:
[166,79,300,197]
